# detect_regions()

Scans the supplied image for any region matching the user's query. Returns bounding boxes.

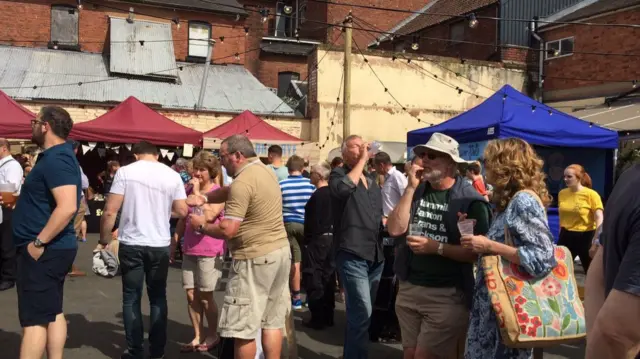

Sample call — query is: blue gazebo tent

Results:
[407,85,619,242]
[407,85,618,149]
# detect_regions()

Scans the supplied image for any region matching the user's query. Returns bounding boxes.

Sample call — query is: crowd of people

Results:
[0,104,637,359]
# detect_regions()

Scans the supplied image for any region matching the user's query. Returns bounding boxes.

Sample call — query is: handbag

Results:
[481,190,586,348]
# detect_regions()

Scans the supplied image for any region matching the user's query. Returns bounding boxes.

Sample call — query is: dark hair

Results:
[40,106,73,139]
[467,162,481,175]
[374,151,392,165]
[330,156,343,168]
[268,145,282,157]
[286,155,305,172]
[132,141,158,156]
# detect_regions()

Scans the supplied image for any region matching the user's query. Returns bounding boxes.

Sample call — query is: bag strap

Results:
[503,189,547,248]
[0,158,16,171]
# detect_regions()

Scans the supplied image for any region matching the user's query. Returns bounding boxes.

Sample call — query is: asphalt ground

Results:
[0,235,586,358]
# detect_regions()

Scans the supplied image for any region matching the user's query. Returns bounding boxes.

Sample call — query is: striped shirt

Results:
[280,175,315,224]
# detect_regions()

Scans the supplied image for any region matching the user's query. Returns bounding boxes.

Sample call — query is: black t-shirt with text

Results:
[601,164,640,298]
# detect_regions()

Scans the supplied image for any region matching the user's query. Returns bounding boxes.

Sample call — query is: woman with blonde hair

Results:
[171,151,225,353]
[462,138,557,359]
[557,164,603,272]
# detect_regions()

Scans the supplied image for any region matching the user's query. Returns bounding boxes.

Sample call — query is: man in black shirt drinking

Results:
[302,162,334,330]
[330,134,384,359]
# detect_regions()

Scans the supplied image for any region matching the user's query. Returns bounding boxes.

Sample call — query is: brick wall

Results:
[0,0,247,65]
[322,0,431,48]
[256,53,308,90]
[376,5,500,62]
[20,101,309,137]
[542,8,640,92]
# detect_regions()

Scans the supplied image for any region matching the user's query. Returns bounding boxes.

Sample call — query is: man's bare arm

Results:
[585,248,605,333]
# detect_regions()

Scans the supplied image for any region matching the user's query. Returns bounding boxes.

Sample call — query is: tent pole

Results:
[197,39,216,110]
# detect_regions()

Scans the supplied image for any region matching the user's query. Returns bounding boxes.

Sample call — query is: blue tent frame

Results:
[407,85,619,242]
[407,85,618,149]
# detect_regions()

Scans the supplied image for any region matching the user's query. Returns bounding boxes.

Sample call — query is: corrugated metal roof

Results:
[110,18,179,80]
[547,0,640,23]
[0,46,295,116]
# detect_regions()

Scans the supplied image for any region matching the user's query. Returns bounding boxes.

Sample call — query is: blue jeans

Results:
[119,244,170,359]
[336,250,384,359]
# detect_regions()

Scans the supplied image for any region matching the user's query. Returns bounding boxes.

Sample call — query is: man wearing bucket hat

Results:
[387,132,492,359]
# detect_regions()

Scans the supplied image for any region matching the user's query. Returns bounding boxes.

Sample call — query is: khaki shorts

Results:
[395,281,469,358]
[284,222,304,263]
[219,245,292,340]
[182,255,224,292]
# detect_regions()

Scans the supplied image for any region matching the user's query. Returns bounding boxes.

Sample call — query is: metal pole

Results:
[197,39,216,110]
[343,13,353,139]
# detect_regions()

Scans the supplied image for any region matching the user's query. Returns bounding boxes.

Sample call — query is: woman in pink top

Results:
[170,151,225,353]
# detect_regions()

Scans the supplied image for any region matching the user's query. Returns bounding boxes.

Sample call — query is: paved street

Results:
[0,235,585,359]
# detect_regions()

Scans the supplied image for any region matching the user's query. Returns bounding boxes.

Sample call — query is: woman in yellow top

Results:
[558,164,603,273]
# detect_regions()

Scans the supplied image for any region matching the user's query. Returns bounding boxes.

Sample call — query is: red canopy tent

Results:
[0,90,36,139]
[70,96,202,146]
[202,110,301,149]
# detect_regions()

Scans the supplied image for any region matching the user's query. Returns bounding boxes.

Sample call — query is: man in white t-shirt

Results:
[99,141,188,359]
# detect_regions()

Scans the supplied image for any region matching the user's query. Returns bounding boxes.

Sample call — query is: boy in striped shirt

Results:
[280,155,315,309]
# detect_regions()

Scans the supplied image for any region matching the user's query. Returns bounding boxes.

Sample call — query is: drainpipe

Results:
[530,16,545,102]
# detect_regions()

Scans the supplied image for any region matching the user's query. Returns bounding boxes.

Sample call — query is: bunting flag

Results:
[167,152,175,161]
[105,143,112,148]
[160,149,169,158]
[114,148,120,154]
[125,144,132,151]
[81,145,90,155]
[97,148,106,158]
[88,142,97,149]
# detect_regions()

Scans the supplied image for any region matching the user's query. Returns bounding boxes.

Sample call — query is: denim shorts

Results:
[16,246,77,327]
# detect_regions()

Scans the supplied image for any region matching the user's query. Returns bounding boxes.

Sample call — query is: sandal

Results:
[197,337,220,352]
[180,343,199,353]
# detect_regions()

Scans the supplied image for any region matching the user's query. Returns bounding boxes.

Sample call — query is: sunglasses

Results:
[418,151,446,161]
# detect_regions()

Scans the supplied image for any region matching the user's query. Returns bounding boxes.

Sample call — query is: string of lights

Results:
[352,14,640,90]
[301,0,640,29]
[351,17,491,98]
[0,45,264,90]
[206,29,344,146]
[351,37,439,126]
[319,62,345,150]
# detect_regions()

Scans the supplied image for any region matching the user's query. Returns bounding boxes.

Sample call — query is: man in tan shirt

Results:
[187,134,291,359]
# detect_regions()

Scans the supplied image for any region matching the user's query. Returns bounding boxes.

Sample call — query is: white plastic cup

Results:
[409,223,423,236]
[369,141,382,156]
[457,219,475,237]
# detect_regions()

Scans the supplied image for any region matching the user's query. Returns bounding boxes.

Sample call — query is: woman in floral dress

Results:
[462,138,557,359]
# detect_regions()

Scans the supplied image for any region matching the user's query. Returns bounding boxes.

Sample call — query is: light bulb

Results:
[234,53,240,61]
[244,27,249,36]
[411,42,419,51]
[77,0,83,10]
[284,5,293,15]
[468,13,479,29]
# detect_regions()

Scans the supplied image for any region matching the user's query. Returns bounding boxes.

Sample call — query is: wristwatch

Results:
[437,242,444,256]
[33,238,45,248]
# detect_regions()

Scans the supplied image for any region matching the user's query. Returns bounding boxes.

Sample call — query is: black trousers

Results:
[0,207,16,283]
[302,234,335,324]
[558,228,594,273]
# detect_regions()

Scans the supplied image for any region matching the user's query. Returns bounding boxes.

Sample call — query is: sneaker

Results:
[292,298,303,310]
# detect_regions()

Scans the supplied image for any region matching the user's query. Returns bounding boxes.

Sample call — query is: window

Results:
[188,22,212,59]
[278,71,300,97]
[50,5,79,49]
[450,22,465,42]
[545,37,574,59]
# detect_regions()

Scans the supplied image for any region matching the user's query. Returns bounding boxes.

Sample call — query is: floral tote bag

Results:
[481,191,586,348]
